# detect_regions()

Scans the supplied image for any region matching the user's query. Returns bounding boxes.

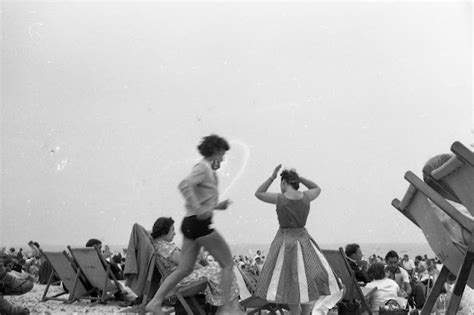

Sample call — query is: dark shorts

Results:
[181,215,215,240]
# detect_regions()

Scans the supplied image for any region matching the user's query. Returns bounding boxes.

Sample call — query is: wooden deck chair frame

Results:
[67,245,122,305]
[322,248,374,315]
[40,250,93,303]
[148,253,207,315]
[392,170,474,315]
[430,141,474,217]
[235,264,288,315]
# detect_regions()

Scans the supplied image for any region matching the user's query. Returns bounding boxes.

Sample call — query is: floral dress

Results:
[153,239,239,306]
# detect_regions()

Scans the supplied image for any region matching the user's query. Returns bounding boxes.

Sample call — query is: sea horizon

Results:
[5,241,436,260]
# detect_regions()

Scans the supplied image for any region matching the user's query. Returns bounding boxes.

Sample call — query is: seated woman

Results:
[365,262,407,314]
[151,217,241,313]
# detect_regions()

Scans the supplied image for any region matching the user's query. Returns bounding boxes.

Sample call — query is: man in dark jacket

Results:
[344,243,369,284]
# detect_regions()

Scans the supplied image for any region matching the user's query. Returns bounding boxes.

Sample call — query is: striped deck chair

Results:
[392,170,474,315]
[430,141,474,217]
[67,246,122,304]
[322,248,374,315]
[41,250,92,302]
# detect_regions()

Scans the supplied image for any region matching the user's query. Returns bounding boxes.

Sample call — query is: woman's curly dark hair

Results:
[151,217,175,239]
[367,262,386,281]
[280,169,300,190]
[197,134,230,157]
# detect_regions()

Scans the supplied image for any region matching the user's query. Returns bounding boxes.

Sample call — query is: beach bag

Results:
[379,299,409,315]
[337,300,361,315]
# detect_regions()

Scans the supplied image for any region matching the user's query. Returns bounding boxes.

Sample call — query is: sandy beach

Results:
[2,283,151,315]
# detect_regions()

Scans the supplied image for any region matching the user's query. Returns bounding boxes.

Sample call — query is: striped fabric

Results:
[256,228,342,305]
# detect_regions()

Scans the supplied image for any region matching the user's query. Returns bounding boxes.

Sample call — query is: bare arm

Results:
[255,164,281,204]
[299,176,321,201]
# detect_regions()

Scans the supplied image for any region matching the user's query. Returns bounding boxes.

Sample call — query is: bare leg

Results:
[145,237,200,315]
[196,231,236,312]
[288,303,301,315]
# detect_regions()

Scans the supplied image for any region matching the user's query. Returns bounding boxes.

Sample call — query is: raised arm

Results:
[255,164,281,204]
[299,176,321,201]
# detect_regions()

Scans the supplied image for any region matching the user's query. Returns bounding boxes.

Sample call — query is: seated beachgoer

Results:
[345,243,369,284]
[151,217,241,312]
[385,250,412,298]
[0,261,33,314]
[85,238,124,281]
[365,262,407,314]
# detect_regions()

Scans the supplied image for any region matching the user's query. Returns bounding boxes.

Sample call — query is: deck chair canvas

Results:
[41,250,91,302]
[322,248,374,315]
[392,170,474,315]
[430,141,474,217]
[67,246,122,304]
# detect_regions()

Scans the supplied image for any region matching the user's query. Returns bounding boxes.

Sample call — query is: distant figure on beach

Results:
[254,165,343,315]
[146,134,243,315]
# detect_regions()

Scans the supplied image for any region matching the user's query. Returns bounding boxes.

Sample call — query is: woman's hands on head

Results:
[214,199,232,210]
[271,164,282,180]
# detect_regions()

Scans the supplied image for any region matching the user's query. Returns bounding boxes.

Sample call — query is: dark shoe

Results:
[0,296,30,314]
[0,273,33,296]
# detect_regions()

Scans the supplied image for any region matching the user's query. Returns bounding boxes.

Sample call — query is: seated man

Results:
[0,261,33,314]
[344,243,369,284]
[85,239,124,280]
[385,250,412,298]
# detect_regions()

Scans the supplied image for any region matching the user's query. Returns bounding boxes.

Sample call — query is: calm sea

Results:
[229,242,435,260]
[32,242,435,260]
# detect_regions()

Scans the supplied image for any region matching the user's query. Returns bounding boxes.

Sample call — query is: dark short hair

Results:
[151,217,175,239]
[385,250,399,261]
[280,169,300,190]
[85,238,102,248]
[197,134,230,157]
[415,255,423,261]
[367,262,386,281]
[345,244,360,258]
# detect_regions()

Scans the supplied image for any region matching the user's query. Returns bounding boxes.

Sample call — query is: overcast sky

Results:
[1,1,472,249]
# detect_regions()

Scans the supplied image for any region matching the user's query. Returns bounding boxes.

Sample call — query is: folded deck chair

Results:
[236,265,288,315]
[41,250,92,302]
[392,170,474,315]
[67,246,122,304]
[124,223,157,300]
[429,141,474,217]
[322,248,374,315]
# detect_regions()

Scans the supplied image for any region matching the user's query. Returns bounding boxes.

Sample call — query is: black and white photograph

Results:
[1,1,473,314]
